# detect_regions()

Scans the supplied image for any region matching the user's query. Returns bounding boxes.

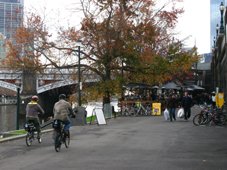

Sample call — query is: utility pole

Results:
[16,87,20,130]
[78,45,81,106]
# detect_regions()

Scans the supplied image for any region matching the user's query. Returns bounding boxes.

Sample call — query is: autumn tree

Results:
[3,0,198,104]
[64,0,198,103]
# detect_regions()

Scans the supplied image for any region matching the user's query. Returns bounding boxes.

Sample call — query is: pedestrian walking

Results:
[181,91,193,120]
[167,94,177,121]
[211,92,216,108]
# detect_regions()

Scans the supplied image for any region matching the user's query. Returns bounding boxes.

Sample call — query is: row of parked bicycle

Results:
[121,103,153,116]
[193,104,227,126]
[121,102,227,127]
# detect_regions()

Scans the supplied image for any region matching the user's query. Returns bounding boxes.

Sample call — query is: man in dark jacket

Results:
[26,95,45,140]
[167,94,178,121]
[181,91,193,120]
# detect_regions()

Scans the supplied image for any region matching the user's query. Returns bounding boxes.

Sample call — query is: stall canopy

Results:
[162,82,181,90]
[188,85,205,90]
[123,83,152,89]
[151,85,159,89]
[122,83,153,100]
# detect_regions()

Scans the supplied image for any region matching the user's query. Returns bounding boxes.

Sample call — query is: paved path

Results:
[0,105,227,170]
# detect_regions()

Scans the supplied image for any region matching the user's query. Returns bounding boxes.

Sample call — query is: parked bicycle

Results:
[121,102,152,116]
[24,121,42,146]
[52,119,70,152]
[122,104,136,116]
[193,104,226,126]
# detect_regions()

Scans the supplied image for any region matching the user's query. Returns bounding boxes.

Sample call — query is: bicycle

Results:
[52,119,70,152]
[206,108,226,126]
[193,104,211,126]
[24,121,42,146]
[122,104,136,116]
[134,103,151,116]
[193,104,226,126]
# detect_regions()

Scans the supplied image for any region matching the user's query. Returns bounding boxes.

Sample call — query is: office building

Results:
[210,0,224,49]
[0,0,24,60]
[211,0,227,108]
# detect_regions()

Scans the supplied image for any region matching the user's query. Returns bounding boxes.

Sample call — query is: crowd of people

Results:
[163,91,193,122]
[163,90,219,122]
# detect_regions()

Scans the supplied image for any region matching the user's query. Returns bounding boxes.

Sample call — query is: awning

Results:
[189,85,205,90]
[162,82,181,90]
[123,83,152,89]
[151,85,159,89]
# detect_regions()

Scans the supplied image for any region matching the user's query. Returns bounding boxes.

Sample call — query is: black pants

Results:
[183,107,191,120]
[26,117,41,137]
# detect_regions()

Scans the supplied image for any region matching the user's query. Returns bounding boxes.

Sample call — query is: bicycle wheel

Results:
[214,114,226,126]
[64,131,70,148]
[55,133,62,152]
[193,114,207,126]
[25,133,33,146]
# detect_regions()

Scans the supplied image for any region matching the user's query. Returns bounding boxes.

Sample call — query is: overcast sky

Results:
[175,0,210,54]
[24,0,210,54]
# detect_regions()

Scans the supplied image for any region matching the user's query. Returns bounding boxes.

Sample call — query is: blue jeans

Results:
[169,108,176,121]
[63,120,71,131]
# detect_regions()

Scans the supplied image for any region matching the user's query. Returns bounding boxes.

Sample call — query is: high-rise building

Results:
[210,0,224,50]
[0,0,24,60]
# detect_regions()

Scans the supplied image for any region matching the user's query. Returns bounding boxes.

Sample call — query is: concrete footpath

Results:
[0,104,222,144]
[0,105,203,143]
[0,105,227,170]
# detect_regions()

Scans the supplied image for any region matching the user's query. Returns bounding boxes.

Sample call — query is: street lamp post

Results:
[16,87,20,130]
[216,24,219,37]
[78,45,82,106]
[219,2,225,33]
[120,59,124,115]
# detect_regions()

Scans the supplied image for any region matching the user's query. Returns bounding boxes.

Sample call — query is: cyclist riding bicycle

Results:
[53,94,75,137]
[26,95,45,140]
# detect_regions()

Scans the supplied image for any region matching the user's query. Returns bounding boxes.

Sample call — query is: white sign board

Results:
[95,108,106,125]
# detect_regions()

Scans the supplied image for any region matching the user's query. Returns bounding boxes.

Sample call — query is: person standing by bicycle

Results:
[181,91,193,120]
[26,95,45,140]
[53,94,75,137]
[211,92,216,109]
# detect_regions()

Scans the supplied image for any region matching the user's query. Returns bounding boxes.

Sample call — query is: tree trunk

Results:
[103,90,110,104]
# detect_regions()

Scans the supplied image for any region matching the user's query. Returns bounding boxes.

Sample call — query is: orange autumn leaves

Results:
[2,0,198,101]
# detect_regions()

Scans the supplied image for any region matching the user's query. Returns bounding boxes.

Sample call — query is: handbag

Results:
[177,108,184,118]
[164,108,169,120]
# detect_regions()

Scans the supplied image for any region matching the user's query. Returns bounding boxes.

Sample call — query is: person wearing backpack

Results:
[53,94,75,136]
[26,95,45,140]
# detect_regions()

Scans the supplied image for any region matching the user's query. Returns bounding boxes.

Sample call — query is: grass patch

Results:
[8,129,26,136]
[86,115,96,124]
